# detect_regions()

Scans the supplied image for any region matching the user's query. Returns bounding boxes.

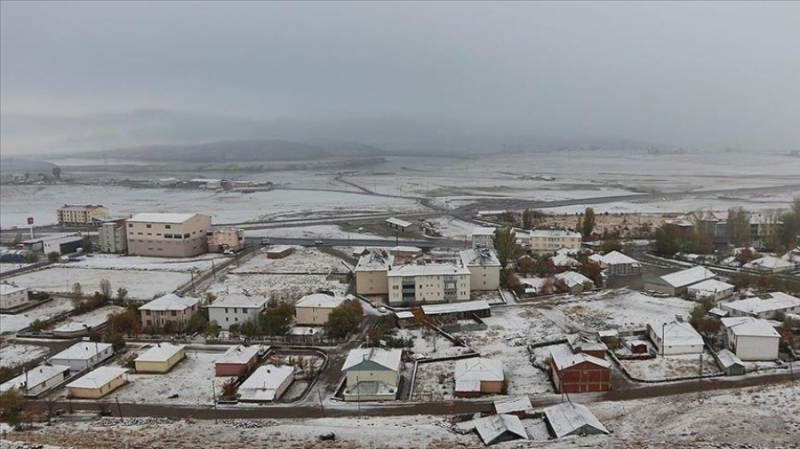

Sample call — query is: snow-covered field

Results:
[619,351,721,380]
[0,297,74,335]
[0,343,49,368]
[246,225,389,240]
[559,289,696,331]
[51,305,125,335]
[425,216,479,240]
[5,267,190,300]
[205,272,349,301]
[56,253,225,273]
[396,328,471,360]
[0,263,31,274]
[230,247,351,274]
[411,360,457,401]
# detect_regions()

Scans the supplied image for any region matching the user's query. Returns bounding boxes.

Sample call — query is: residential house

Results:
[529,230,582,254]
[126,213,211,258]
[549,345,611,393]
[460,248,501,291]
[207,228,245,253]
[50,342,114,371]
[567,334,608,359]
[716,349,745,376]
[0,364,71,397]
[294,293,346,326]
[473,414,528,446]
[454,358,504,397]
[0,283,28,311]
[589,251,642,276]
[354,251,394,295]
[687,279,735,301]
[493,396,533,418]
[543,402,609,439]
[471,227,496,249]
[342,348,402,402]
[743,256,794,273]
[134,343,186,373]
[720,316,781,361]
[66,367,128,399]
[139,293,200,331]
[207,294,267,331]
[554,271,594,294]
[386,264,470,306]
[385,217,420,233]
[643,266,716,296]
[215,345,261,377]
[57,204,109,226]
[646,321,704,355]
[98,219,128,253]
[720,292,800,319]
[238,364,295,402]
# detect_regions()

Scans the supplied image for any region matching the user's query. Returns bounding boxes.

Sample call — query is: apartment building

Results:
[529,229,582,253]
[354,251,395,295]
[139,293,200,331]
[126,213,211,258]
[207,294,267,330]
[387,263,470,306]
[56,204,109,226]
[98,219,128,254]
[459,248,501,290]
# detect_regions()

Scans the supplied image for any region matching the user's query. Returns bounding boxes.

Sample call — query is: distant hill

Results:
[69,139,385,163]
[0,158,56,173]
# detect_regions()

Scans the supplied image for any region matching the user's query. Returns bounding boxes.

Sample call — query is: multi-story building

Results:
[56,204,108,226]
[126,213,211,258]
[354,251,394,295]
[0,283,28,311]
[207,294,267,330]
[471,227,496,249]
[98,219,129,254]
[295,293,345,326]
[386,263,470,306]
[139,293,200,331]
[529,229,582,253]
[459,248,501,290]
[207,228,245,253]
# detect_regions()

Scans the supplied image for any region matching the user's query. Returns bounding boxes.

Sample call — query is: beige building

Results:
[139,293,200,331]
[57,204,109,226]
[342,348,402,402]
[0,283,28,311]
[66,367,128,399]
[387,264,470,306]
[529,229,582,253]
[134,343,186,373]
[98,219,128,254]
[354,251,395,295]
[460,248,501,291]
[295,293,346,326]
[207,228,245,252]
[126,213,211,258]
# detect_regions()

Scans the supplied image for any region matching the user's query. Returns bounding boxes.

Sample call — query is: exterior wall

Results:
[467,266,500,291]
[67,374,126,399]
[647,326,703,355]
[126,215,211,258]
[0,289,28,311]
[50,347,114,372]
[26,371,68,397]
[346,369,399,387]
[729,334,780,361]
[643,281,677,296]
[141,305,199,330]
[135,350,185,373]
[267,248,294,259]
[43,238,83,255]
[207,229,245,252]
[295,306,336,326]
[387,273,470,306]
[472,235,494,249]
[530,233,582,253]
[355,270,389,295]
[57,206,109,226]
[551,361,611,393]
[208,305,263,331]
[215,358,257,377]
[99,223,128,254]
[606,263,642,276]
[689,287,734,302]
[480,379,504,394]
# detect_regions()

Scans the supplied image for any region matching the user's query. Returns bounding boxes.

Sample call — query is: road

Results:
[245,236,466,250]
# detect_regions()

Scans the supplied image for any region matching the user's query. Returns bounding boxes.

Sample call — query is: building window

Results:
[171,311,177,316]
[165,225,171,229]
[128,223,133,228]
[146,224,152,228]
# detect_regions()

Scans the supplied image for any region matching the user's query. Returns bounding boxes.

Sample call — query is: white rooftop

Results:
[551,254,581,267]
[555,271,592,289]
[342,348,402,372]
[295,293,345,309]
[473,414,528,445]
[207,294,267,309]
[59,204,104,211]
[647,321,704,347]
[493,396,533,415]
[716,349,743,369]
[472,227,496,236]
[543,402,609,439]
[66,367,127,390]
[394,311,415,320]
[460,248,501,267]
[140,293,199,311]
[744,256,793,270]
[454,358,504,392]
[128,213,199,224]
[386,217,413,228]
[387,263,470,277]
[721,292,800,316]
[530,229,581,238]
[0,283,27,295]
[390,246,422,253]
[659,266,715,288]
[549,345,610,371]
[688,279,734,293]
[595,251,640,266]
[51,342,113,362]
[238,364,295,401]
[0,364,70,393]
[354,251,395,272]
[266,245,293,254]
[215,345,261,365]
[721,316,781,338]
[421,300,490,316]
[135,343,184,363]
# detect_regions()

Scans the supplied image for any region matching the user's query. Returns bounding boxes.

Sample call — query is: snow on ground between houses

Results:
[246,224,390,240]
[619,351,722,380]
[55,253,225,272]
[411,360,457,401]
[559,289,696,331]
[206,271,349,300]
[231,247,351,274]
[0,297,74,335]
[0,344,48,368]
[52,305,125,334]
[0,263,31,274]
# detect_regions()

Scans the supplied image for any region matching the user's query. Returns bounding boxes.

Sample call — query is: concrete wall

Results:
[215,358,257,377]
[387,273,470,306]
[135,350,185,373]
[355,270,389,295]
[126,215,211,258]
[99,223,128,254]
[141,306,199,330]
[467,266,500,291]
[730,334,780,361]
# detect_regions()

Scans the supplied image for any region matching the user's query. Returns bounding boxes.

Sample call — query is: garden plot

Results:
[619,351,721,381]
[4,267,190,300]
[206,272,349,300]
[55,253,225,272]
[395,328,471,359]
[559,289,696,331]
[231,247,351,274]
[410,360,456,401]
[105,350,231,406]
[52,305,125,335]
[0,344,49,368]
[0,297,74,335]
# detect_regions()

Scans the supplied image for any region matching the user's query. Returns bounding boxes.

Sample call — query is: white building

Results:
[589,251,642,276]
[342,348,402,402]
[743,256,794,273]
[720,316,781,361]
[471,227,496,249]
[126,212,211,258]
[386,263,470,306]
[646,321,704,355]
[43,235,85,255]
[238,364,295,402]
[644,266,716,296]
[207,294,268,330]
[721,292,800,319]
[554,271,594,293]
[687,279,735,301]
[0,364,71,397]
[529,230,582,253]
[460,248,501,291]
[49,342,114,371]
[98,220,128,254]
[0,282,28,311]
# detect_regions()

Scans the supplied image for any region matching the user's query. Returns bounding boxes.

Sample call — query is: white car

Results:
[314,240,324,245]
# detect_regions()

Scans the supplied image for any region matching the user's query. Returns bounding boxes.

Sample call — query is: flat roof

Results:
[135,343,184,363]
[266,245,294,253]
[494,396,533,415]
[471,227,496,236]
[530,229,581,238]
[67,367,127,390]
[215,345,261,365]
[355,251,395,272]
[58,204,104,211]
[128,213,199,224]
[207,294,267,309]
[51,342,113,361]
[140,293,199,311]
[386,217,413,228]
[387,263,470,277]
[460,248,501,267]
[421,300,490,316]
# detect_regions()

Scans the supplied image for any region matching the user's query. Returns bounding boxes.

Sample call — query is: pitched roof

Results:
[295,293,345,309]
[716,349,744,369]
[354,251,395,272]
[342,348,402,372]
[127,213,200,224]
[555,271,592,289]
[460,248,501,267]
[720,316,781,338]
[647,321,704,347]
[66,367,127,390]
[207,294,267,309]
[596,251,640,266]
[0,283,26,295]
[688,279,734,293]
[0,364,70,392]
[659,266,715,288]
[549,345,610,371]
[215,345,261,365]
[238,365,295,401]
[744,256,793,270]
[51,342,113,361]
[135,343,184,363]
[551,254,581,267]
[543,402,609,439]
[455,358,504,383]
[473,414,528,445]
[139,293,199,311]
[721,292,800,315]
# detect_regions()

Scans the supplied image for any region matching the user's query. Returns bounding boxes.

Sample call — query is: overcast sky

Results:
[1,1,799,154]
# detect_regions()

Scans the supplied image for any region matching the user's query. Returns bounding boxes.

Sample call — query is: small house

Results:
[385,217,420,233]
[543,402,609,439]
[238,364,295,402]
[49,342,114,372]
[687,279,735,301]
[549,345,611,393]
[266,245,294,259]
[134,343,185,373]
[720,316,781,361]
[716,349,745,376]
[215,345,262,377]
[342,348,402,402]
[454,358,504,398]
[294,293,346,326]
[647,321,704,356]
[473,414,528,445]
[66,367,128,399]
[0,364,70,397]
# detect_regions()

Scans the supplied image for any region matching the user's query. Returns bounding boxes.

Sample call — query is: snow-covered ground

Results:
[0,263,31,274]
[55,253,225,273]
[246,225,389,240]
[424,216,479,240]
[396,328,471,360]
[51,305,125,335]
[205,272,349,302]
[619,351,721,380]
[0,343,49,368]
[0,297,74,335]
[231,247,351,274]
[559,289,696,331]
[411,360,457,401]
[4,267,190,300]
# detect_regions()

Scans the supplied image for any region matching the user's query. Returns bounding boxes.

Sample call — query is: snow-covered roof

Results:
[530,229,581,239]
[215,345,261,365]
[595,251,640,266]
[0,283,26,295]
[207,294,267,309]
[555,271,592,289]
[646,321,704,347]
[45,235,84,244]
[51,342,113,362]
[135,343,184,363]
[455,358,504,389]
[708,307,729,318]
[0,364,70,392]
[58,204,105,211]
[688,279,734,293]
[567,334,608,353]
[549,345,610,371]
[386,217,413,228]
[473,414,528,445]
[460,248,501,267]
[387,263,469,277]
[390,246,422,253]
[295,293,345,309]
[721,316,781,338]
[354,251,395,272]
[238,365,294,401]
[139,293,199,311]
[543,402,609,439]
[659,266,715,288]
[66,367,127,390]
[721,292,800,316]
[744,256,793,270]
[266,245,293,254]
[472,227,496,236]
[551,254,581,267]
[189,178,222,183]
[127,213,199,224]
[394,311,415,320]
[716,349,743,369]
[421,300,490,316]
[493,396,533,415]
[342,348,402,372]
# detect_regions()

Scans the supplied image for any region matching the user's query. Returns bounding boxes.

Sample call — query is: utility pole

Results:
[115,397,123,419]
[317,388,326,417]
[697,353,703,400]
[211,380,218,423]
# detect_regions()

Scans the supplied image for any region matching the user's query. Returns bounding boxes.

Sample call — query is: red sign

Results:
[26,217,34,225]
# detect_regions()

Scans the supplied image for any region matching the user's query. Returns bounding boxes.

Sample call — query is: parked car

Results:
[314,240,323,245]
[260,238,270,246]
